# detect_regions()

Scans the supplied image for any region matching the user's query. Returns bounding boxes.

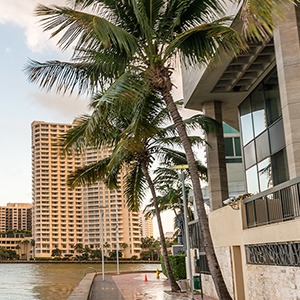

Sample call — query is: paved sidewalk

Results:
[90,272,217,300]
[89,274,124,300]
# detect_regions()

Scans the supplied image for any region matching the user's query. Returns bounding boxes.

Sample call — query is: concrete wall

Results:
[246,264,300,300]
[204,204,300,299]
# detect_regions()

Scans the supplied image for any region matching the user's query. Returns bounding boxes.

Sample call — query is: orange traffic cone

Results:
[144,274,148,282]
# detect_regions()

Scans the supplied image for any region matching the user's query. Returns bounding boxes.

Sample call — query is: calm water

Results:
[0,263,160,300]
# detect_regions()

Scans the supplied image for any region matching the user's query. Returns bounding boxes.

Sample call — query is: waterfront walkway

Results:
[89,272,217,300]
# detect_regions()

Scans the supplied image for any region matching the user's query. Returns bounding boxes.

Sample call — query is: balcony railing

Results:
[244,177,300,228]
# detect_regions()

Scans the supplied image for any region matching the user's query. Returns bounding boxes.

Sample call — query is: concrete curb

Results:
[67,272,96,300]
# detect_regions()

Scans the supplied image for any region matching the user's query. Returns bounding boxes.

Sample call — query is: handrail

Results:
[243,176,300,204]
[84,267,97,276]
[243,177,300,228]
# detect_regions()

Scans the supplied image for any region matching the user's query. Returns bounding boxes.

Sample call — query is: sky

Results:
[0,0,198,236]
[0,0,93,206]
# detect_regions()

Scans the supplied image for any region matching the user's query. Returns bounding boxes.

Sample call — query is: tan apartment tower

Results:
[139,211,154,238]
[32,121,84,258]
[0,203,32,233]
[82,148,141,258]
[32,121,141,258]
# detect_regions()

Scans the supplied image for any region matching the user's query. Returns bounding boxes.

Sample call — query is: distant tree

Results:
[73,243,84,254]
[141,237,156,249]
[82,245,91,260]
[51,248,62,258]
[120,243,128,252]
[31,239,36,259]
[0,247,18,260]
[141,237,161,260]
[90,249,102,260]
[109,250,123,259]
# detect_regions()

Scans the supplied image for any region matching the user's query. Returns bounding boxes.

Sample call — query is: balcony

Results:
[244,177,300,228]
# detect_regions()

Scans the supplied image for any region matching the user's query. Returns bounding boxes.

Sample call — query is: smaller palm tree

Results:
[62,95,215,292]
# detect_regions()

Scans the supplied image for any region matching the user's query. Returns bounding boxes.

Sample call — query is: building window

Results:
[224,137,242,163]
[239,68,289,193]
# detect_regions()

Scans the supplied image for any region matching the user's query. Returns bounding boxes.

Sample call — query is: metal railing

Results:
[188,220,210,274]
[244,177,300,228]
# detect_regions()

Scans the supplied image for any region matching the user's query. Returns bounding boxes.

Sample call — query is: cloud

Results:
[28,90,91,122]
[0,0,66,53]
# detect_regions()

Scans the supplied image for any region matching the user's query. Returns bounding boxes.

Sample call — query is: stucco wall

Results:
[201,246,234,299]
[246,264,300,300]
[205,204,300,299]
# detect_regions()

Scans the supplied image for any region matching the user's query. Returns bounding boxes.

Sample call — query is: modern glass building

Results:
[182,2,300,299]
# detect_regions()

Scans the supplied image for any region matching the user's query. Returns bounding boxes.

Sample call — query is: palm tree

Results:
[31,239,36,259]
[145,166,200,248]
[24,1,291,298]
[61,97,211,291]
[74,243,84,257]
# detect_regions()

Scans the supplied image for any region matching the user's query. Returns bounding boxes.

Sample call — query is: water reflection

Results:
[0,263,160,300]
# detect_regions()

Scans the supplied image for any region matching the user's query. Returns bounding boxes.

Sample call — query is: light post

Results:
[172,165,194,300]
[116,202,120,274]
[99,205,106,281]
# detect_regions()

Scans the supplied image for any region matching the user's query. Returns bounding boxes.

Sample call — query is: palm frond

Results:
[166,18,247,66]
[125,163,147,211]
[74,0,142,36]
[237,0,299,41]
[35,4,138,56]
[182,114,218,134]
[67,157,112,188]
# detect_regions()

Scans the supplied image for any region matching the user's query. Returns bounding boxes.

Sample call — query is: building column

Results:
[274,3,300,178]
[203,101,228,210]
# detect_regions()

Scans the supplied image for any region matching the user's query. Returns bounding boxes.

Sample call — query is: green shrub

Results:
[160,254,186,280]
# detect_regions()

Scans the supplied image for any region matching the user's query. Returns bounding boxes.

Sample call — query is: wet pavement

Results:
[90,274,124,300]
[90,272,217,300]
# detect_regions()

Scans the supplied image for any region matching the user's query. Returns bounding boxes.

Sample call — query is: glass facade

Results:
[239,68,289,194]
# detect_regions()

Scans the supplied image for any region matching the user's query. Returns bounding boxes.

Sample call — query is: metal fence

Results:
[189,220,210,274]
[245,242,300,266]
[244,177,300,228]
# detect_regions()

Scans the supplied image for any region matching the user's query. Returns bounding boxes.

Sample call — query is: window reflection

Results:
[265,70,281,125]
[246,165,259,194]
[258,158,273,191]
[252,86,266,137]
[240,97,253,145]
[244,141,256,169]
[272,150,289,185]
[239,67,288,194]
[256,131,270,162]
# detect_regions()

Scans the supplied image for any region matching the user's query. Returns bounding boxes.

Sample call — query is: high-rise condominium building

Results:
[32,121,141,258]
[82,148,141,258]
[0,203,32,232]
[139,211,154,238]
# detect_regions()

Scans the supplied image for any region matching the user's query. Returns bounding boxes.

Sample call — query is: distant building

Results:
[0,232,31,260]
[139,211,154,238]
[200,123,246,210]
[0,203,32,232]
[164,231,174,240]
[31,120,141,258]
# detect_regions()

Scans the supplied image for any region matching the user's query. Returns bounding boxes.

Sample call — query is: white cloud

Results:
[28,90,91,121]
[0,0,66,52]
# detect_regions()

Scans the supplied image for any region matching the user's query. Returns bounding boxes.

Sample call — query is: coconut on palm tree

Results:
[24,1,293,298]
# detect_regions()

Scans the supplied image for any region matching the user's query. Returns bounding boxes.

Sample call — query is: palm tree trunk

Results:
[160,76,232,300]
[141,162,180,292]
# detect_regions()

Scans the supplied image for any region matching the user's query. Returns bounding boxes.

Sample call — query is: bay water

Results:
[0,263,160,300]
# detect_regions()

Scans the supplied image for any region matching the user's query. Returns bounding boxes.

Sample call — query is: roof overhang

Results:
[183,36,276,129]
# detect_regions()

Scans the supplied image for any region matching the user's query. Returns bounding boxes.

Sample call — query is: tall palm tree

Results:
[62,96,213,292]
[24,1,293,298]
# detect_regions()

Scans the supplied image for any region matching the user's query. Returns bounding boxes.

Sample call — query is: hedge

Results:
[160,254,186,280]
